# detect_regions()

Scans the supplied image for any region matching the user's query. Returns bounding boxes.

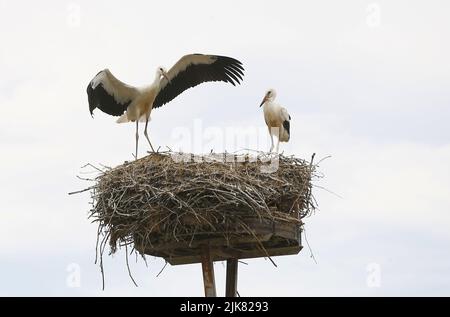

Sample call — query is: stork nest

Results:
[87,152,317,260]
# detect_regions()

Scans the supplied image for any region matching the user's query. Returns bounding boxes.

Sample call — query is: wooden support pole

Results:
[200,246,216,297]
[225,258,238,297]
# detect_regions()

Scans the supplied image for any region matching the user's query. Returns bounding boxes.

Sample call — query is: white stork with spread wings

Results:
[87,54,244,158]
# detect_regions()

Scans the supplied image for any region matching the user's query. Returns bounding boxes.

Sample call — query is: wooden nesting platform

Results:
[134,217,303,265]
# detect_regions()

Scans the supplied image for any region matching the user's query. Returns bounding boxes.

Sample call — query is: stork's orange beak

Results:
[259,95,268,107]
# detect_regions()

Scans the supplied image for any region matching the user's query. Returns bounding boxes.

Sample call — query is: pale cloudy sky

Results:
[1,0,450,296]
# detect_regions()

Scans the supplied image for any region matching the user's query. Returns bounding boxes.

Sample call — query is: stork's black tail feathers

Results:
[281,119,290,142]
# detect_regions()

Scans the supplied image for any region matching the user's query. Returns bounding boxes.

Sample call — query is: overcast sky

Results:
[1,0,450,296]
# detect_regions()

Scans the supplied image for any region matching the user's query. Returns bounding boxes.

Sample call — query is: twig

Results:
[316,155,331,165]
[156,261,168,277]
[125,244,138,287]
[310,153,316,168]
[302,225,318,264]
[314,185,343,199]
[76,175,95,182]
[68,187,94,195]
[81,163,104,173]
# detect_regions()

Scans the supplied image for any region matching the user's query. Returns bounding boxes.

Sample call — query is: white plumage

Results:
[259,89,291,153]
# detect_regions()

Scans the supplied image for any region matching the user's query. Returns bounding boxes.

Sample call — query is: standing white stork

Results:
[259,89,291,153]
[87,54,244,158]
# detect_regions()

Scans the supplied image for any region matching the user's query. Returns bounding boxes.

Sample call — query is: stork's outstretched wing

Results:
[87,69,139,116]
[153,54,244,109]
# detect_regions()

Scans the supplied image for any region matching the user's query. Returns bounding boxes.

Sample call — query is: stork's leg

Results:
[144,115,155,152]
[276,135,280,153]
[269,128,274,153]
[134,120,139,160]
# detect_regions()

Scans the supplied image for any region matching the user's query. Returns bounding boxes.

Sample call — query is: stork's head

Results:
[259,89,277,107]
[156,66,169,81]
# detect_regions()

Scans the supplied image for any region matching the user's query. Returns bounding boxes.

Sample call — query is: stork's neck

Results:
[152,73,162,87]
[263,99,275,111]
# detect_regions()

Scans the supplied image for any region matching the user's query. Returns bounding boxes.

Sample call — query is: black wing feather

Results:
[153,55,244,109]
[87,82,131,117]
